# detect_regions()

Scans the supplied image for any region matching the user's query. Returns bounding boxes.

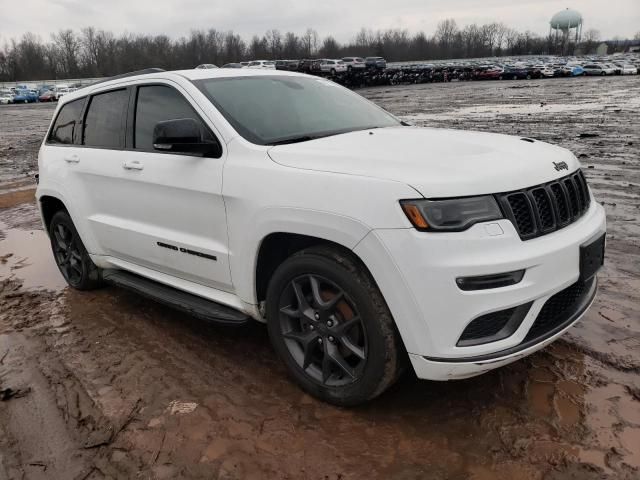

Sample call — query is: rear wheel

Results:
[266,246,405,406]
[49,210,103,290]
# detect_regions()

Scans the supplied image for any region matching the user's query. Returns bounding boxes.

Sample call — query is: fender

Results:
[230,206,372,306]
[35,183,101,256]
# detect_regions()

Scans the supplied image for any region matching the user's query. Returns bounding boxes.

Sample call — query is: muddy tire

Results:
[49,210,103,290]
[266,245,405,406]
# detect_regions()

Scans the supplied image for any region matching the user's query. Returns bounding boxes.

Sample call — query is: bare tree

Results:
[265,29,283,59]
[300,28,318,57]
[52,29,80,77]
[582,28,601,54]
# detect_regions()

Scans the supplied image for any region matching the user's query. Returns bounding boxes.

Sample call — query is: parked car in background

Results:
[39,85,55,95]
[39,90,57,102]
[620,64,638,75]
[365,57,387,69]
[474,66,503,80]
[500,66,530,80]
[275,60,290,71]
[297,59,321,74]
[52,84,70,100]
[562,65,584,76]
[0,92,14,104]
[195,64,219,69]
[286,60,300,71]
[222,63,243,68]
[341,57,366,70]
[537,65,555,77]
[12,89,38,103]
[56,87,71,100]
[319,59,347,75]
[247,60,276,69]
[605,64,622,75]
[583,64,615,76]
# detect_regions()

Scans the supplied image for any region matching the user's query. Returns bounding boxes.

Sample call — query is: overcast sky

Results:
[0,0,638,44]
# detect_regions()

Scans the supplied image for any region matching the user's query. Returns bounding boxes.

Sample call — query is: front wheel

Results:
[49,210,103,290]
[266,246,405,406]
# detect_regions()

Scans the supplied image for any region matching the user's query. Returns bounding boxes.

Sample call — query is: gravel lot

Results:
[0,75,639,479]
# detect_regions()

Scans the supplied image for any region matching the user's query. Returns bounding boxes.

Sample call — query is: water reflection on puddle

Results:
[0,221,67,291]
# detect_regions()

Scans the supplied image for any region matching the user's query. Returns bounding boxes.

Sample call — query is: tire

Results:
[330,68,336,75]
[512,75,518,80]
[266,245,405,406]
[49,210,103,290]
[601,71,606,76]
[499,75,503,80]
[526,74,531,80]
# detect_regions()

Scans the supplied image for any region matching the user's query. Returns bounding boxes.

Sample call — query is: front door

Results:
[75,82,232,292]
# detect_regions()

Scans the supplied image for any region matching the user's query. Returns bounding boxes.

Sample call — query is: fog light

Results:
[456,270,525,291]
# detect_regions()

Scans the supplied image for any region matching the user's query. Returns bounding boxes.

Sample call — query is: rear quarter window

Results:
[47,98,85,145]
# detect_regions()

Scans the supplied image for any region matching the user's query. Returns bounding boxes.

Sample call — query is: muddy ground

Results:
[0,75,638,479]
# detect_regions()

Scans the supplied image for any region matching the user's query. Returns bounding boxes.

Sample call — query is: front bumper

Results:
[353,200,606,380]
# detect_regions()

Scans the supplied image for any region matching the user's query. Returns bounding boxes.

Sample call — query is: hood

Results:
[268,127,579,198]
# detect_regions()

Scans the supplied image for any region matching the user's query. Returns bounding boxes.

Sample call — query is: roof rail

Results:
[88,68,166,87]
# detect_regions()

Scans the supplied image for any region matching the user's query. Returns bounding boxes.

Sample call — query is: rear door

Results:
[78,82,231,291]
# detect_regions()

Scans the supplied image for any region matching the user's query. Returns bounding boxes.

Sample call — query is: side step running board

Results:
[102,270,250,326]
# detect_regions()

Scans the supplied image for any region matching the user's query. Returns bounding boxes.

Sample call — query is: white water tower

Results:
[550,8,583,51]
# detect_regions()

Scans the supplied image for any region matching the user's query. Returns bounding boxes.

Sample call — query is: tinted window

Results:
[83,89,128,148]
[195,75,399,145]
[134,85,212,151]
[48,98,85,145]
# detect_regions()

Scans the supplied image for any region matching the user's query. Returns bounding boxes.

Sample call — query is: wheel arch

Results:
[39,194,68,234]
[254,232,373,307]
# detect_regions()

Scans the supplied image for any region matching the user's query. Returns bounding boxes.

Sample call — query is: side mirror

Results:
[153,118,222,157]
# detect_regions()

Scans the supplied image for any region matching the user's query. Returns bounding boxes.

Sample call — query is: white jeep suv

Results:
[37,68,606,406]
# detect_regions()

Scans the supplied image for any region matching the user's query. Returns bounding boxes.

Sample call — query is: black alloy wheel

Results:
[266,246,405,406]
[52,221,84,286]
[277,273,367,387]
[49,210,103,290]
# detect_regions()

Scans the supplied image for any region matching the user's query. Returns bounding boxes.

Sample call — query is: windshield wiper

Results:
[267,135,317,146]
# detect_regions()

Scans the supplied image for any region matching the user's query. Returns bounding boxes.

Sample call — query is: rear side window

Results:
[134,85,213,151]
[48,98,84,145]
[83,89,128,148]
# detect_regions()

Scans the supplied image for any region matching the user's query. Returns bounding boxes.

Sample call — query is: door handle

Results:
[123,160,144,171]
[64,154,80,163]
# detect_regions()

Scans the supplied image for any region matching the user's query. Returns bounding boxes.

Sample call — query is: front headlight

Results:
[400,196,503,232]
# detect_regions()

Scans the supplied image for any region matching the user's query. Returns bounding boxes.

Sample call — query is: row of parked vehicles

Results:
[191,54,638,90]
[4,55,637,105]
[196,56,388,73]
[467,61,637,80]
[0,84,79,105]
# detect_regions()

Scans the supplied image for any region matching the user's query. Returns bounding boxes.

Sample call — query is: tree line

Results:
[1,20,638,82]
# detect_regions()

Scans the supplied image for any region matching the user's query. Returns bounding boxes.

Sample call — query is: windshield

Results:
[194,75,400,145]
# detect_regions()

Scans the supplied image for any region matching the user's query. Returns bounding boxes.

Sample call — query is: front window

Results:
[194,75,400,145]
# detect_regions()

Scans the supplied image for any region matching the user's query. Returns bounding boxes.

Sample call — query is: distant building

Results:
[596,43,608,56]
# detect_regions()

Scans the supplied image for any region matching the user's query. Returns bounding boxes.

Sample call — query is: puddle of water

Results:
[0,221,67,291]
